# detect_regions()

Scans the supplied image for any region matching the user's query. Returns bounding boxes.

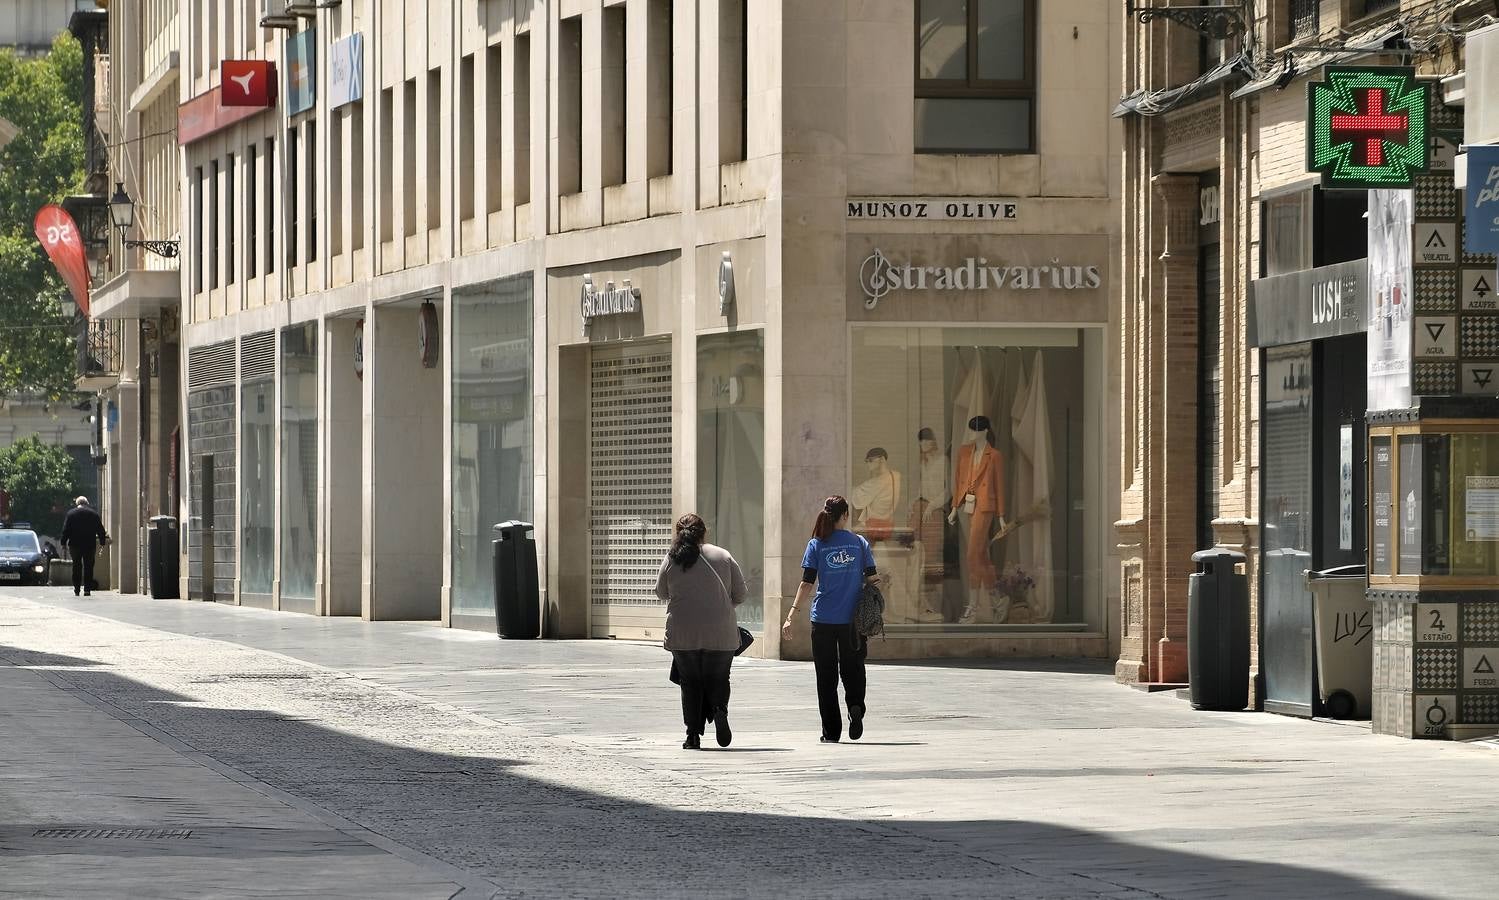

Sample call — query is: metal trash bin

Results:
[1188,547,1250,711]
[1306,565,1370,720]
[493,521,540,639]
[147,516,180,599]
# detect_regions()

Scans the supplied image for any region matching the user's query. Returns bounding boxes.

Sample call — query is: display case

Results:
[1366,399,1499,740]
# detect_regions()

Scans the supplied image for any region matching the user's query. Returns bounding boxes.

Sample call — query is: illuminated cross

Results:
[1330,88,1409,167]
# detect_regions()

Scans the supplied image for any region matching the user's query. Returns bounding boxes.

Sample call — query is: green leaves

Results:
[0,32,86,402]
[0,434,79,530]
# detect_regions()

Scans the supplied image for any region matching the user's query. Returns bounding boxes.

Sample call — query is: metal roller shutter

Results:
[589,342,673,639]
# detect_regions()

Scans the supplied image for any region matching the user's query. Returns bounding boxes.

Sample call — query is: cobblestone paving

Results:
[3,592,1495,898]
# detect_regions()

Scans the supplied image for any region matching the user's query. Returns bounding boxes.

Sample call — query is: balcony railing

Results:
[1362,0,1401,16]
[76,317,121,389]
[1290,0,1319,41]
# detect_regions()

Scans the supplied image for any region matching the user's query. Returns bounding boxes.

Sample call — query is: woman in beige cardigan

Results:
[655,513,747,749]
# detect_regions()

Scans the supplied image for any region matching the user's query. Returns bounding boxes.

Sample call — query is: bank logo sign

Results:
[1307,66,1430,189]
[858,249,1101,310]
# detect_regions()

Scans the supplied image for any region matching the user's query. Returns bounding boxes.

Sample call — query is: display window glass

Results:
[240,379,275,597]
[279,323,318,602]
[697,330,765,631]
[850,326,1102,629]
[450,276,534,620]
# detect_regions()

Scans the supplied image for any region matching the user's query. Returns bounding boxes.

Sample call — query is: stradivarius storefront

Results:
[842,232,1111,656]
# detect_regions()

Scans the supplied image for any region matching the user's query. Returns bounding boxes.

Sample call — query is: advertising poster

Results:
[1464,475,1499,542]
[1367,189,1413,411]
[1339,425,1354,551]
[1465,145,1499,255]
[1371,439,1392,574]
[285,28,317,115]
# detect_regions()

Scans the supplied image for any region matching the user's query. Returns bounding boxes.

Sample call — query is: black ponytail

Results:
[813,496,849,541]
[669,513,707,570]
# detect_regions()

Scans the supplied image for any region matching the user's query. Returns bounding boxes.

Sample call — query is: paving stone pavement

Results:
[2,589,1497,899]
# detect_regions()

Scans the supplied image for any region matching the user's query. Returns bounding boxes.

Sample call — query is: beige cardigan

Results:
[655,543,746,652]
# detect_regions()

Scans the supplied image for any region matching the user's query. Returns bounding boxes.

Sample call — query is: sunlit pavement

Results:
[2,587,1495,899]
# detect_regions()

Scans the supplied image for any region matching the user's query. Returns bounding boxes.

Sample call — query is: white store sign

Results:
[847,197,1020,222]
[857,248,1101,309]
[329,33,364,108]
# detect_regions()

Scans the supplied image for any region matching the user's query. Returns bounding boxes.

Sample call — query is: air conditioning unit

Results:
[260,0,296,29]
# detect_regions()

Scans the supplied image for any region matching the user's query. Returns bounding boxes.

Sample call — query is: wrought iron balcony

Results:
[1290,0,1319,41]
[76,317,121,390]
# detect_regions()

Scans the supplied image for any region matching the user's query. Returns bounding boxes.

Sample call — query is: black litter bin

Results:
[1188,547,1249,711]
[493,521,540,639]
[147,515,180,599]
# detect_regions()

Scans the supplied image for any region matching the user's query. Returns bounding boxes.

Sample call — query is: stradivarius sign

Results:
[858,248,1101,309]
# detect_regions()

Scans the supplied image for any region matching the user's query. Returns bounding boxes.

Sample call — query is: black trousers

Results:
[70,545,97,593]
[811,622,867,740]
[671,650,733,736]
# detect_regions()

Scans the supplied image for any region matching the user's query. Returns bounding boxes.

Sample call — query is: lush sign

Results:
[1307,66,1430,189]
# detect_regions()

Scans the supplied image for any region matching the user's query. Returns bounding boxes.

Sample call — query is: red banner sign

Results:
[220,60,276,108]
[33,205,90,318]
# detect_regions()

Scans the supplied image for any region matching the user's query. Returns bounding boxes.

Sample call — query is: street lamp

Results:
[109,182,179,259]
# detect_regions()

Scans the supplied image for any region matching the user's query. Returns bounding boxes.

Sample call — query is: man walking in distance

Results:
[60,497,109,596]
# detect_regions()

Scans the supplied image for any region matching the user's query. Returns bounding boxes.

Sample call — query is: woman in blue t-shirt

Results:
[782,495,878,742]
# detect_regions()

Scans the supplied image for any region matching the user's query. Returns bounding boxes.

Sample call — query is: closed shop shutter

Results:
[589,341,673,639]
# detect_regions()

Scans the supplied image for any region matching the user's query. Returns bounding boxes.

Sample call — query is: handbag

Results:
[704,553,755,656]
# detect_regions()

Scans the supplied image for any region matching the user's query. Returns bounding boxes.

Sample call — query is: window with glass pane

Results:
[1263,191,1313,276]
[240,379,275,596]
[915,0,1034,153]
[280,324,318,602]
[697,330,764,631]
[850,327,1101,629]
[450,276,534,623]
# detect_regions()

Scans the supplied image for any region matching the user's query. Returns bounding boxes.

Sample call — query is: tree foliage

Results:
[0,33,86,401]
[0,434,78,529]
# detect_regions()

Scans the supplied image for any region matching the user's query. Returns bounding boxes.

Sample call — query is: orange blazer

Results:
[953,444,1005,516]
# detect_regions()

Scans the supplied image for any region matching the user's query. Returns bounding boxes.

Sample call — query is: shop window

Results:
[280,323,317,603]
[240,378,275,597]
[450,276,534,625]
[1261,187,1368,276]
[1198,173,1222,551]
[915,0,1035,154]
[697,330,764,630]
[850,327,1101,629]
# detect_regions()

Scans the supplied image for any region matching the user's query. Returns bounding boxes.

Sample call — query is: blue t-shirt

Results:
[802,530,875,624]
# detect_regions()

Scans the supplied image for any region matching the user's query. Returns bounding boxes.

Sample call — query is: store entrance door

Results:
[1262,344,1314,716]
[588,341,673,640]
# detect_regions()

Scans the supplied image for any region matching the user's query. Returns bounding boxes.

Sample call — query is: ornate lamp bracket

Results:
[1127,2,1246,39]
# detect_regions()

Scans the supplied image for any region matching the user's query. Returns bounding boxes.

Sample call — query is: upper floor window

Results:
[915,0,1035,154]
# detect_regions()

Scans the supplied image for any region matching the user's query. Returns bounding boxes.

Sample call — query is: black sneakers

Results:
[848,705,864,741]
[714,709,732,748]
[682,733,701,750]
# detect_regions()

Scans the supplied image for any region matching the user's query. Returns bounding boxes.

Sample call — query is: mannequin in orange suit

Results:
[947,415,1005,622]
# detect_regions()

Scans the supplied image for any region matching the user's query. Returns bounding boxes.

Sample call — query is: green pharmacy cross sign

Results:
[1307,66,1430,189]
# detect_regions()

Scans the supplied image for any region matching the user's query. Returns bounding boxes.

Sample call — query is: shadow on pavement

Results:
[0,641,1424,900]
